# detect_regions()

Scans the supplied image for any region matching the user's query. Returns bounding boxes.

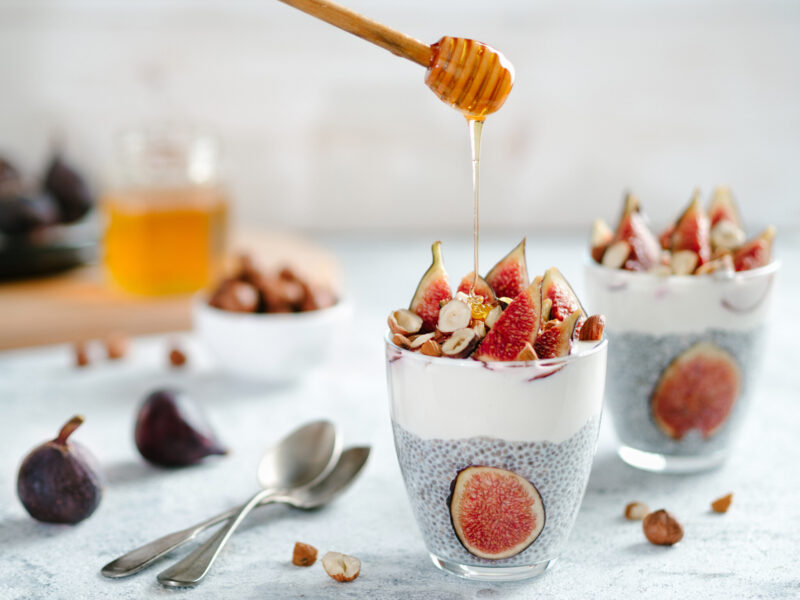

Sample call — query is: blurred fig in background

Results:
[44,154,93,223]
[0,156,21,192]
[0,193,60,235]
[17,415,104,524]
[135,389,227,467]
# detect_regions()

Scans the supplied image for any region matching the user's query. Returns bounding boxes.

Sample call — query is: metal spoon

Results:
[101,420,340,579]
[157,445,371,587]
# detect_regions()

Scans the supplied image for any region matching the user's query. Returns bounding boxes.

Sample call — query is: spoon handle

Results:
[157,488,277,587]
[277,0,433,67]
[100,508,239,578]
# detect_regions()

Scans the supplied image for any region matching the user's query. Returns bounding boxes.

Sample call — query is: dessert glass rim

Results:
[385,332,607,369]
[584,254,780,282]
[194,294,349,321]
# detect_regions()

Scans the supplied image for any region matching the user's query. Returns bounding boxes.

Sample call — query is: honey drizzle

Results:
[468,118,483,298]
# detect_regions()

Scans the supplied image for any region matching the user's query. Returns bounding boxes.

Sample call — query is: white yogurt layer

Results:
[386,339,607,444]
[584,260,779,336]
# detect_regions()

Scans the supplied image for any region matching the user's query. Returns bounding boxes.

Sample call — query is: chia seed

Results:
[605,327,766,456]
[391,416,600,567]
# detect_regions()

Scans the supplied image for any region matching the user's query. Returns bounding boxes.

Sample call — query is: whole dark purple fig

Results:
[135,389,227,467]
[44,155,93,223]
[0,193,60,235]
[17,415,104,524]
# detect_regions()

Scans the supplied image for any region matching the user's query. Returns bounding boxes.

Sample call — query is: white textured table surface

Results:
[1,233,799,600]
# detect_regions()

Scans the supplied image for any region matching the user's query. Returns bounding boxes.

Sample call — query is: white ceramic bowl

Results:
[193,297,352,382]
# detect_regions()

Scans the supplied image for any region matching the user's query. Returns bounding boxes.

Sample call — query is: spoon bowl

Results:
[257,419,341,490]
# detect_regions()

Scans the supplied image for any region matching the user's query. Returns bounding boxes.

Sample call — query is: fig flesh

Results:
[449,466,545,560]
[733,226,776,272]
[613,193,661,271]
[474,277,542,362]
[409,241,452,332]
[651,342,741,440]
[670,192,711,266]
[485,238,529,299]
[17,415,103,524]
[456,272,496,304]
[135,389,227,467]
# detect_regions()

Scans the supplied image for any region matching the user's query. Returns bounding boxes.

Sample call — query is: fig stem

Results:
[56,415,85,445]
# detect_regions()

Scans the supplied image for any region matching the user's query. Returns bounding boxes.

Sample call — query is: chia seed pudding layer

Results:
[606,327,766,456]
[391,416,601,567]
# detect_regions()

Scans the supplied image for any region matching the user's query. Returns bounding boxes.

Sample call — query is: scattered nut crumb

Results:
[624,501,650,521]
[169,346,187,368]
[292,542,317,566]
[321,551,361,582]
[74,342,90,368]
[642,509,684,546]
[711,493,733,514]
[105,333,129,360]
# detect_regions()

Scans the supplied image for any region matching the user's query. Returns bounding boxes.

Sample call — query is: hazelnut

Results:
[642,509,683,546]
[169,346,187,368]
[105,333,129,360]
[74,342,90,368]
[292,542,318,566]
[711,493,733,514]
[321,551,361,582]
[624,501,650,521]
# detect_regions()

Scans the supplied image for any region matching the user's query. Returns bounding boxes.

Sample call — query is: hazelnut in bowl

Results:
[193,256,350,382]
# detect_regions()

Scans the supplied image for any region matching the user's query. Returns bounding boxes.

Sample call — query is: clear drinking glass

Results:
[102,127,229,295]
[584,260,779,473]
[386,336,607,581]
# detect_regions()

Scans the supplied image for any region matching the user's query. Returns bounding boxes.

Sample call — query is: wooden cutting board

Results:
[0,230,340,350]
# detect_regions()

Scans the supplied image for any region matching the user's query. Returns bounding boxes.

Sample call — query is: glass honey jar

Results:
[102,128,229,295]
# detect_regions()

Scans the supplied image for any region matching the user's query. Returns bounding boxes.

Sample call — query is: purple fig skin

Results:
[17,416,104,524]
[134,389,227,467]
[44,155,93,223]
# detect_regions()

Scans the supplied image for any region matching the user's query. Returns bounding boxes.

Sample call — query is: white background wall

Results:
[0,0,798,235]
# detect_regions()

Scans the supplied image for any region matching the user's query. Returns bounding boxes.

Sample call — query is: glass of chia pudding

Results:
[385,241,608,581]
[585,188,778,473]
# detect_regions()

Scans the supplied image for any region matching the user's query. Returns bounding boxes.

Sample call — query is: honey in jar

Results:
[102,129,228,295]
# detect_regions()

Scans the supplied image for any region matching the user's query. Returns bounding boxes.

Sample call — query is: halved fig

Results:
[658,224,675,251]
[485,238,529,299]
[534,309,581,359]
[671,192,711,265]
[651,342,741,440]
[409,241,452,332]
[449,466,545,560]
[590,219,613,263]
[732,226,776,272]
[613,193,661,271]
[473,277,542,362]
[457,273,496,304]
[541,267,586,322]
[708,186,742,228]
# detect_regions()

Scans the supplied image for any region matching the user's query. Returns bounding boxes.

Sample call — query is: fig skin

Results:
[0,193,60,235]
[135,389,227,467]
[17,415,104,524]
[44,155,93,223]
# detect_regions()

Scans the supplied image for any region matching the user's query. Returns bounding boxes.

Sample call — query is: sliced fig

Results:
[457,273,496,304]
[541,267,586,323]
[409,241,452,332]
[708,186,741,228]
[651,342,741,440]
[485,238,529,299]
[473,277,542,362]
[590,219,613,263]
[534,309,581,359]
[658,223,675,251]
[449,466,545,560]
[670,192,711,266]
[732,226,776,272]
[613,193,661,271]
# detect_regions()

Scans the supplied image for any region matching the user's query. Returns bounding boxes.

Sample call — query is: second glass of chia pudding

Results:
[584,188,778,473]
[385,240,608,581]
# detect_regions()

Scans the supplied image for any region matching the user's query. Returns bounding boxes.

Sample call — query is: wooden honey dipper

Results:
[277,0,515,120]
